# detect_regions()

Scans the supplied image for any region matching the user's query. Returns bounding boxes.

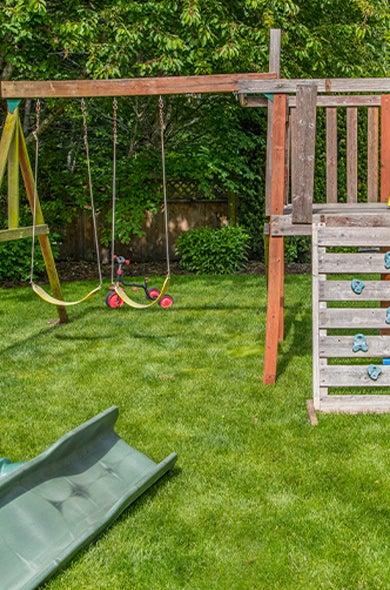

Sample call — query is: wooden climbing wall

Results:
[312,214,390,414]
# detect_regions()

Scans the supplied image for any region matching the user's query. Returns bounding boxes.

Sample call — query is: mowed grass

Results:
[0,273,389,590]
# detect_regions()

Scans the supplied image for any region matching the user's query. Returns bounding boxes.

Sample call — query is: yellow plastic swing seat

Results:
[114,275,170,309]
[32,282,102,306]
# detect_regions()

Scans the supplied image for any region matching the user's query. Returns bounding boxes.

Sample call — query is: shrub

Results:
[0,237,60,282]
[175,225,250,274]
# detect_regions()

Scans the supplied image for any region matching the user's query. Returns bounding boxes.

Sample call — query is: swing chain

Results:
[33,99,41,139]
[81,99,89,147]
[159,96,166,133]
[111,98,118,284]
[159,96,170,277]
[113,98,118,145]
[80,98,103,286]
[30,99,42,283]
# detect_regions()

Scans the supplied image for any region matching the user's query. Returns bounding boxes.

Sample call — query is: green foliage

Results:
[284,236,311,264]
[175,225,250,273]
[1,0,390,263]
[0,235,59,281]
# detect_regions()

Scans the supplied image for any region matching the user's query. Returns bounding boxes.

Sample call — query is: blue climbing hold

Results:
[386,309,390,325]
[351,279,365,295]
[385,251,390,269]
[352,334,368,353]
[367,365,382,381]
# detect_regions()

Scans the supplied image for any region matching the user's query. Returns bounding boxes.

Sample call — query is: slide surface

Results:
[0,406,177,590]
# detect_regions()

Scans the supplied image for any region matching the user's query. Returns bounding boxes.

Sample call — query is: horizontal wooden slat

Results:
[243,95,382,108]
[320,365,390,386]
[271,205,390,236]
[291,96,381,107]
[239,78,390,95]
[318,252,390,274]
[319,280,390,301]
[0,73,276,99]
[319,335,390,357]
[0,224,48,242]
[319,308,390,329]
[318,395,390,413]
[317,226,390,247]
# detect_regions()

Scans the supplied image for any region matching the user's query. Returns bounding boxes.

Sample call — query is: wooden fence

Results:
[59,195,234,262]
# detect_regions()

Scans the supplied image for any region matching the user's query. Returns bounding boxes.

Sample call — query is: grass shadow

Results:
[276,302,312,378]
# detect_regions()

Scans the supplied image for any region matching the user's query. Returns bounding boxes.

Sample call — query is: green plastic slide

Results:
[0,406,177,590]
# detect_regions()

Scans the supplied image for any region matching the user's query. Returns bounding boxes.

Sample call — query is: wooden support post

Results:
[17,120,69,324]
[291,84,317,224]
[265,28,281,216]
[263,94,287,385]
[381,95,390,202]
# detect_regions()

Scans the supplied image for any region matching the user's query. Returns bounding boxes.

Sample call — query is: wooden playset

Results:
[1,29,390,419]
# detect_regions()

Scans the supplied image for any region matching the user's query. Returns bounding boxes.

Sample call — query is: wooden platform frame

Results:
[253,79,390,399]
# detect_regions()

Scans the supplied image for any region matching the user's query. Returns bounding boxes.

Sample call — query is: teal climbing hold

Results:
[351,279,365,295]
[367,365,382,381]
[352,334,368,353]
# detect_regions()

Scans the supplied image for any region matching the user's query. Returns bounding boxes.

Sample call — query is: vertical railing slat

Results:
[326,108,338,203]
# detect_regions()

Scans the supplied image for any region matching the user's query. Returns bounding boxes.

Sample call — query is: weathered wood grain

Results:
[0,73,276,99]
[319,335,390,357]
[238,78,390,95]
[319,280,390,301]
[346,108,358,203]
[319,307,390,329]
[367,107,379,202]
[326,108,338,203]
[318,252,390,274]
[317,225,390,247]
[0,224,48,242]
[320,365,390,386]
[291,84,317,223]
[318,395,390,413]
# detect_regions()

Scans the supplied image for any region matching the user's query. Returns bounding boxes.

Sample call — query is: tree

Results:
[1,0,389,260]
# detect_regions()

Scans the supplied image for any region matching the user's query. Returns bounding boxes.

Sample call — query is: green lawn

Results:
[1,274,389,589]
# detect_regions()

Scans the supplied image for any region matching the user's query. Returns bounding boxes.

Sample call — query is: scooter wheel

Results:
[147,287,160,300]
[159,294,174,308]
[105,291,124,308]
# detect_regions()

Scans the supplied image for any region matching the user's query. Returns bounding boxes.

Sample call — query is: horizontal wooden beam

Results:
[1,72,276,99]
[0,224,48,242]
[242,94,382,108]
[239,78,390,95]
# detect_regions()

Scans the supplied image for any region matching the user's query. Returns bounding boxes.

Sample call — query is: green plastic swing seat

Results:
[0,406,177,590]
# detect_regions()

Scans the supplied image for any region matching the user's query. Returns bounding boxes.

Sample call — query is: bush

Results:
[175,225,250,274]
[0,237,60,282]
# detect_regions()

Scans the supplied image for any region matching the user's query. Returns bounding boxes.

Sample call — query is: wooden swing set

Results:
[0,71,275,326]
[2,29,390,417]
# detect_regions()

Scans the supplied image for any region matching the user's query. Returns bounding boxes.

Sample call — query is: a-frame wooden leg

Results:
[17,119,69,324]
[0,111,18,187]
